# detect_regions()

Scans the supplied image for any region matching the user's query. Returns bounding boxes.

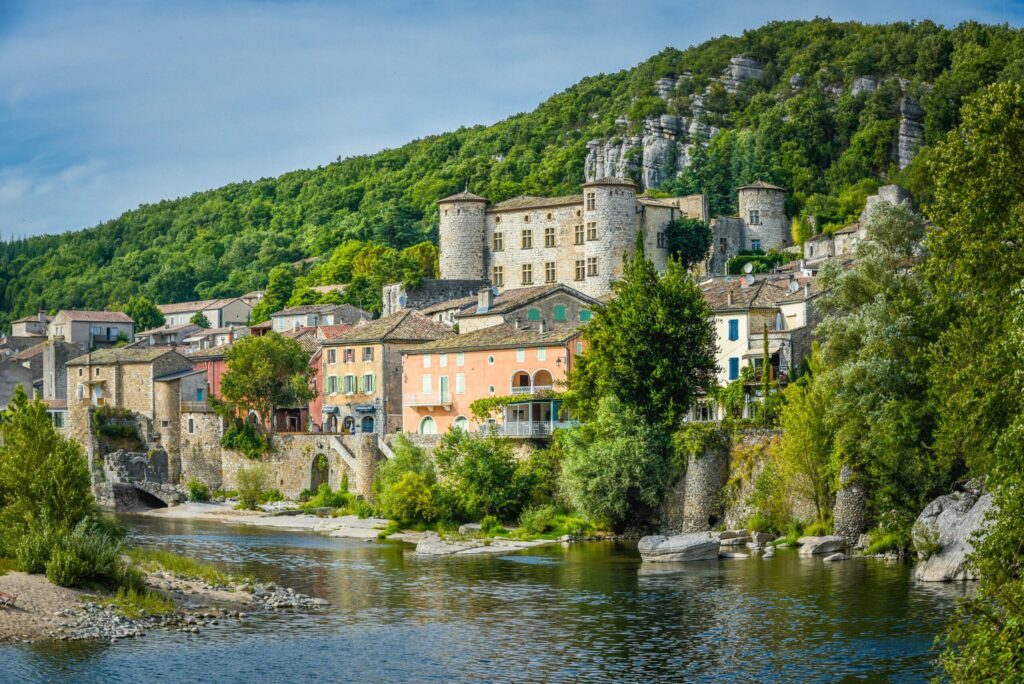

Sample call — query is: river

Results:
[6,515,967,683]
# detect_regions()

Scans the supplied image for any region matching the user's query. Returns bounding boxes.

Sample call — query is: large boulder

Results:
[913,490,993,582]
[639,532,720,562]
[798,536,847,556]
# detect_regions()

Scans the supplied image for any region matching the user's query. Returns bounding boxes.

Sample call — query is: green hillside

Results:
[2,18,1022,328]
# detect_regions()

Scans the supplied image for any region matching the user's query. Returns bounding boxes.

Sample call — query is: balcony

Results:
[404,392,452,407]
[496,420,573,438]
[181,401,212,413]
[510,384,554,396]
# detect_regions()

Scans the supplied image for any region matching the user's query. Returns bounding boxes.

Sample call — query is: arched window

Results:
[361,416,375,433]
[419,416,437,435]
[453,416,469,432]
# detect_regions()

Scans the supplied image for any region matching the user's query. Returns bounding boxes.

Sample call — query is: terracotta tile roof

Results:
[699,276,812,311]
[438,190,488,204]
[489,194,582,211]
[156,298,241,315]
[187,343,232,360]
[637,196,681,208]
[404,323,581,354]
[12,312,49,324]
[455,284,601,318]
[67,347,179,366]
[271,303,371,321]
[324,310,452,345]
[281,327,320,354]
[57,310,134,323]
[249,321,272,332]
[737,180,785,192]
[137,322,203,336]
[418,295,477,316]
[316,324,354,341]
[11,341,46,361]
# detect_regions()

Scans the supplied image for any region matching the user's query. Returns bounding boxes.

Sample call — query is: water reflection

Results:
[6,516,963,683]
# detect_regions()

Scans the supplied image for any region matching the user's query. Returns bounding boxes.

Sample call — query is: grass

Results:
[102,586,176,618]
[0,556,18,576]
[865,527,909,555]
[127,548,230,586]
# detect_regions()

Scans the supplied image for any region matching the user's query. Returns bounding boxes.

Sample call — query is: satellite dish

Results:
[788,280,800,293]
[743,262,754,274]
[492,285,500,296]
[743,274,755,286]
[398,295,408,307]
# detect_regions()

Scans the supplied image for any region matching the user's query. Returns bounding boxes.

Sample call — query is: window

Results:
[494,215,501,223]
[161,419,169,428]
[523,214,530,223]
[327,375,339,394]
[423,354,431,369]
[544,226,555,248]
[344,348,355,363]
[586,192,596,210]
[719,237,728,251]
[455,373,465,394]
[188,418,195,434]
[422,374,432,394]
[344,375,356,394]
[521,229,533,249]
[728,357,740,380]
[587,257,598,276]
[516,348,526,362]
[657,232,666,248]
[493,232,503,251]
[521,264,533,285]
[492,266,504,287]
[586,222,598,241]
[51,412,64,429]
[728,319,739,341]
[196,388,205,402]
[574,224,584,245]
[439,353,447,368]
[419,416,437,435]
[553,305,566,322]
[574,260,585,281]
[453,416,469,432]
[537,348,547,361]
[78,368,83,377]
[95,367,100,377]
[456,352,465,367]
[362,347,373,361]
[487,355,495,365]
[751,239,761,251]
[527,308,541,321]
[576,341,583,354]
[545,262,556,283]
[580,309,592,322]
[488,385,496,395]
[749,209,760,225]
[328,349,336,364]
[362,374,375,393]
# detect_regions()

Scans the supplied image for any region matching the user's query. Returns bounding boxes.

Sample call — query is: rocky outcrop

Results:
[897,95,925,169]
[639,532,720,562]
[823,552,848,562]
[833,464,868,543]
[722,56,765,93]
[415,531,555,557]
[681,437,730,532]
[851,76,878,97]
[913,489,993,582]
[798,536,847,556]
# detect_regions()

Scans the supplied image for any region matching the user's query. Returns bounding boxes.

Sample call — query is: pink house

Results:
[401,323,583,437]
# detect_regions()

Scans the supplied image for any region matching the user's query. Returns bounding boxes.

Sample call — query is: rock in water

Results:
[638,532,720,562]
[797,536,847,556]
[913,491,993,582]
[823,553,848,562]
[763,547,776,559]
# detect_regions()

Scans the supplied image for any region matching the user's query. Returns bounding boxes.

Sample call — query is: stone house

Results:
[48,310,135,349]
[135,322,203,347]
[320,310,451,435]
[157,297,252,328]
[454,283,602,335]
[11,312,49,337]
[401,324,583,438]
[270,303,370,333]
[183,326,248,351]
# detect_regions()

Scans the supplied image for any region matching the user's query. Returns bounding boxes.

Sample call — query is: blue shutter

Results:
[728,358,740,381]
[728,319,739,341]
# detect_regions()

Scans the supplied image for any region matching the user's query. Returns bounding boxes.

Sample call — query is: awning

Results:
[322,406,340,415]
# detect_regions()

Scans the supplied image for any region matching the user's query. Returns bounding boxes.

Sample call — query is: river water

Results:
[7,516,966,683]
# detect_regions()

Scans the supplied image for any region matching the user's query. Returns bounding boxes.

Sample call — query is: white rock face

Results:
[797,536,848,556]
[897,96,925,169]
[851,76,878,97]
[722,56,765,93]
[913,491,993,582]
[639,532,721,562]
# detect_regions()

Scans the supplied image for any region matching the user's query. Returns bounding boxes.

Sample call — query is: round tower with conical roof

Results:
[738,180,787,251]
[438,189,488,281]
[581,177,638,297]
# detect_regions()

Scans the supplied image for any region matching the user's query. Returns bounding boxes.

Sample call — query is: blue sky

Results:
[1,0,1022,238]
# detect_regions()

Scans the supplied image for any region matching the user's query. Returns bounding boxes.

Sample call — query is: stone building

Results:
[157,297,252,328]
[319,310,452,435]
[48,310,136,349]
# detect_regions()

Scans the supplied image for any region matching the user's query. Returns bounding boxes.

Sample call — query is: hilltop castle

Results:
[437,178,789,297]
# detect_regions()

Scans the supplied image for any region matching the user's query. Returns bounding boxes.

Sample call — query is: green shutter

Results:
[527,308,541,321]
[554,305,566,321]
[579,309,591,322]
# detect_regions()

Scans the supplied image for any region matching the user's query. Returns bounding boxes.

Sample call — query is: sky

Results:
[1,0,1022,238]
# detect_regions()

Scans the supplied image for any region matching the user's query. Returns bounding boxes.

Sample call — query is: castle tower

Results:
[581,177,639,297]
[438,190,488,281]
[737,180,787,251]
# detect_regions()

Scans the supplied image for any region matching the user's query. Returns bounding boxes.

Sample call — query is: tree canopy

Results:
[219,333,314,432]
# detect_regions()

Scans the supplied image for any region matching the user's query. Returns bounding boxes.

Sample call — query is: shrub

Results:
[236,464,270,510]
[187,478,211,502]
[804,521,832,537]
[746,513,774,533]
[434,429,527,521]
[105,587,175,618]
[480,515,505,535]
[376,471,437,524]
[350,498,375,519]
[865,523,911,555]
[221,421,270,459]
[45,518,124,588]
[301,483,353,510]
[16,518,62,573]
[518,504,559,535]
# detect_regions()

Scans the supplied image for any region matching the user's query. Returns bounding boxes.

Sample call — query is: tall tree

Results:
[118,295,164,331]
[220,333,314,433]
[664,217,713,270]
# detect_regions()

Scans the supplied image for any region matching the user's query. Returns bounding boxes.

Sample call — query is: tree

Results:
[189,311,211,328]
[251,265,296,323]
[566,245,717,429]
[775,351,833,523]
[118,295,164,331]
[558,396,672,532]
[433,429,526,521]
[219,333,313,434]
[664,217,712,270]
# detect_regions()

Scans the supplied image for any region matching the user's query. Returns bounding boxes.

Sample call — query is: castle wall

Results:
[485,203,583,291]
[582,182,637,297]
[707,217,746,275]
[381,279,485,317]
[439,200,487,280]
[738,188,787,251]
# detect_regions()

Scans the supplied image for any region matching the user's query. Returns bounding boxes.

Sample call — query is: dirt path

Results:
[0,572,98,643]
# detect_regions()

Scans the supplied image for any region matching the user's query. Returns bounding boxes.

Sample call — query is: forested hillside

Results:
[2,18,1023,328]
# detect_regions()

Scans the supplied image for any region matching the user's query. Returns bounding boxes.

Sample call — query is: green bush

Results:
[480,515,505,535]
[350,498,375,519]
[236,464,270,510]
[221,421,270,459]
[518,504,559,535]
[434,429,527,521]
[187,478,211,502]
[376,471,437,524]
[301,483,353,510]
[803,521,832,537]
[16,518,62,573]
[44,518,124,588]
[746,513,774,533]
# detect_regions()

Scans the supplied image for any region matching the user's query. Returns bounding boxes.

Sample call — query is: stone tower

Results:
[438,189,488,281]
[581,177,638,298]
[737,180,787,251]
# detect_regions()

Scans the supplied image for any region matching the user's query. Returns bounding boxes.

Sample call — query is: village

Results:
[0,178,903,507]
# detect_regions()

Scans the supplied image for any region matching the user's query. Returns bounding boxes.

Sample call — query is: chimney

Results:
[477,286,493,313]
[539,319,547,333]
[804,283,810,298]
[727,290,734,306]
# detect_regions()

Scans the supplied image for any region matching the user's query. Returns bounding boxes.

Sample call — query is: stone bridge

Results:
[95,449,187,511]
